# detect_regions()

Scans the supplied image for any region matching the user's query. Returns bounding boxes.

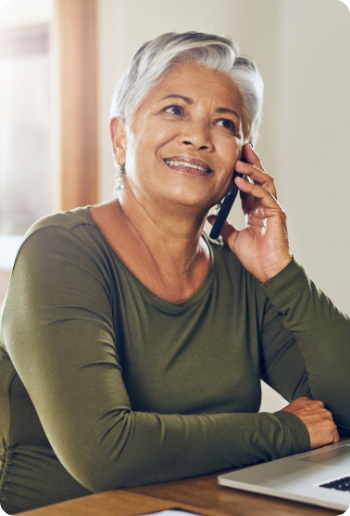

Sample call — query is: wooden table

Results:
[17,471,340,516]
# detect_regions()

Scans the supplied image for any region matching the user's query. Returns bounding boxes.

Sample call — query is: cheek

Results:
[134,126,179,171]
[125,131,163,183]
[147,119,180,147]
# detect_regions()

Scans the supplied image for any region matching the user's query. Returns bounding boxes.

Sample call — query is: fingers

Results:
[235,176,280,214]
[334,427,340,443]
[237,143,277,198]
[219,220,238,242]
[298,398,325,409]
[280,397,339,450]
[282,398,327,415]
[235,167,277,201]
[241,141,262,168]
[207,216,238,242]
[281,397,322,413]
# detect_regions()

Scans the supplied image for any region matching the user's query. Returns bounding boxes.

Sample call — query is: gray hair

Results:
[110,31,264,193]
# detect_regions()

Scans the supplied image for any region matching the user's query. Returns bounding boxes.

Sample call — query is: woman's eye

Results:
[216,119,236,131]
[163,105,183,116]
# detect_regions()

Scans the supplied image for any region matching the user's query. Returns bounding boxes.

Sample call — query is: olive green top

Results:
[1,207,349,514]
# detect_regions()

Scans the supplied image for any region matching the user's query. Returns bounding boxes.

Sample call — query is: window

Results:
[0,23,53,236]
[0,0,98,310]
[0,14,53,309]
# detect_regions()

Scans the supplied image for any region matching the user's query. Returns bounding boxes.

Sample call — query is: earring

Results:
[115,164,125,190]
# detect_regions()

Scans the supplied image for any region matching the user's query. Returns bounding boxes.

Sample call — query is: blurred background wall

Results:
[0,0,349,415]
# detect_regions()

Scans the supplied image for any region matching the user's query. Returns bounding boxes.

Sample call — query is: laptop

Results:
[218,438,350,512]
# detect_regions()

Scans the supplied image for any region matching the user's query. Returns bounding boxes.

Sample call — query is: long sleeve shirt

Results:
[1,207,349,514]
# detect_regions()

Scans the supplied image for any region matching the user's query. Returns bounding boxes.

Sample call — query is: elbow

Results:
[59,409,142,493]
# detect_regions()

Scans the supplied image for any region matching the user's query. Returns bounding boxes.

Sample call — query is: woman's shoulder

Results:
[13,206,108,273]
[23,206,96,241]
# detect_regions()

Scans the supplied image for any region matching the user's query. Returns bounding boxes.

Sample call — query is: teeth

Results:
[165,160,210,173]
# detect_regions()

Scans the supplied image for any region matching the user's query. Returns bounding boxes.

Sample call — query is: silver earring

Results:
[115,164,125,190]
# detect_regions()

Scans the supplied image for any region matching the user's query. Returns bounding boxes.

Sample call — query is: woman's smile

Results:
[121,61,245,210]
[163,155,213,176]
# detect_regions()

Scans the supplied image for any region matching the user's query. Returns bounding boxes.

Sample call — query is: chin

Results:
[167,192,213,212]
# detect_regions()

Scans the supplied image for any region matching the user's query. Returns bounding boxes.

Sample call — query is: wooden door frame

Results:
[54,0,99,211]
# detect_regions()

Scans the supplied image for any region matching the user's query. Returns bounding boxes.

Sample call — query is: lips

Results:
[164,155,213,174]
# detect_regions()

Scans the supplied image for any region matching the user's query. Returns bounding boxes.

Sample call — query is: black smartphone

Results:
[209,157,246,240]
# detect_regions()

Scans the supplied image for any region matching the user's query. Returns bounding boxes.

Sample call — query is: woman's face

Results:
[116,61,246,212]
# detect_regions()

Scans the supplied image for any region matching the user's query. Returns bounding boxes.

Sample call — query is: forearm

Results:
[41,404,309,493]
[260,258,350,430]
[8,320,308,492]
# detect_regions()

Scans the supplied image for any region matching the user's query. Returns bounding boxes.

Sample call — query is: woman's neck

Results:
[89,192,211,303]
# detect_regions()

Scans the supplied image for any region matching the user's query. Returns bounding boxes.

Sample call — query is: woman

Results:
[0,32,349,514]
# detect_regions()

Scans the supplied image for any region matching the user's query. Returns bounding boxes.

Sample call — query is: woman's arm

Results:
[209,143,349,442]
[2,224,309,493]
[260,258,350,433]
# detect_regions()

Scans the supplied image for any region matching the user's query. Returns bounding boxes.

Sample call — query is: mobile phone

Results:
[209,158,246,240]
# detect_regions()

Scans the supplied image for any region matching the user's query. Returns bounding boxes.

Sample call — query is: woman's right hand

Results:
[280,397,339,450]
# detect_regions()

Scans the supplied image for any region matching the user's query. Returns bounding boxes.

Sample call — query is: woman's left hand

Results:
[208,143,292,283]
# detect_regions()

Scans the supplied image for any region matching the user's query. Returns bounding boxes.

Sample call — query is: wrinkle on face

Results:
[122,62,247,211]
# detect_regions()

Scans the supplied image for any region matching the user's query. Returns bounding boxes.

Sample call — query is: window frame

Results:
[54,0,99,211]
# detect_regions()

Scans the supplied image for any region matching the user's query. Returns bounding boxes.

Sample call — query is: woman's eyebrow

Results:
[160,94,193,104]
[159,94,241,120]
[215,107,241,120]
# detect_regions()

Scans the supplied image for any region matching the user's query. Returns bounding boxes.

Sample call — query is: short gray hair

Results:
[110,32,264,191]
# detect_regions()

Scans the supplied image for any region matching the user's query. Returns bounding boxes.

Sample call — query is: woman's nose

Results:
[178,117,214,151]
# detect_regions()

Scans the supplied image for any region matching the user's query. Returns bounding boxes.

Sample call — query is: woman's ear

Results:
[110,117,127,166]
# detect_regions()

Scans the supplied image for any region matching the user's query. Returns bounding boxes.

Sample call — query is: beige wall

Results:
[98,0,350,412]
[277,0,350,316]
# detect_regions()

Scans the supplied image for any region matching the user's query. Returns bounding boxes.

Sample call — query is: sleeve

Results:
[1,228,310,494]
[260,297,312,401]
[260,257,350,435]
